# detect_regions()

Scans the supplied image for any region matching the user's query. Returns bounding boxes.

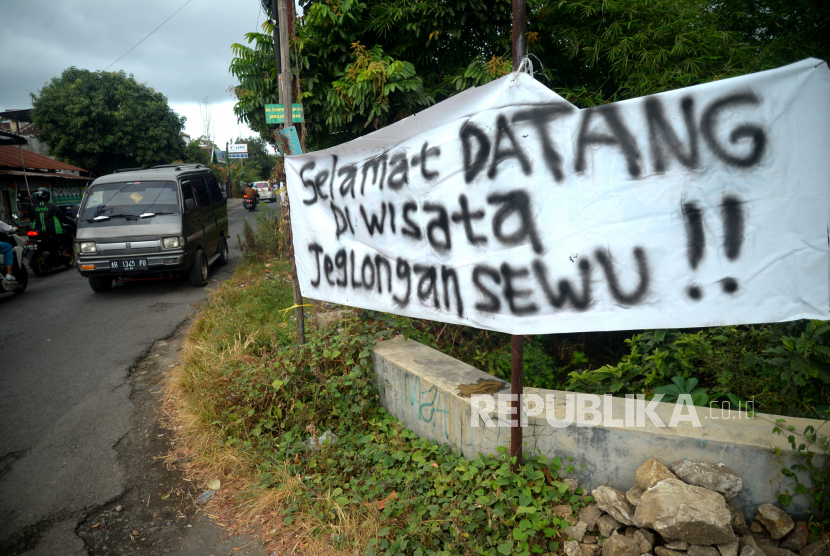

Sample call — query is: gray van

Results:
[75,164,229,292]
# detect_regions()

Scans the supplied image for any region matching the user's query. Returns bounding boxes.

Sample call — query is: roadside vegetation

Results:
[168,214,828,554]
[170,214,588,555]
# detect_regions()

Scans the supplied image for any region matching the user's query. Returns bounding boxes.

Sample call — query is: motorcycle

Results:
[0,215,29,295]
[243,194,258,212]
[26,223,76,277]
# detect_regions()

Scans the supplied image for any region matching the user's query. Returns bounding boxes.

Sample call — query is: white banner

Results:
[286,59,830,334]
[228,144,248,153]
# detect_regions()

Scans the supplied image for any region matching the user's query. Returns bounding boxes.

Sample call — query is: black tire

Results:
[89,275,113,293]
[13,264,28,294]
[215,236,229,266]
[189,249,208,286]
[31,253,49,277]
[64,250,76,269]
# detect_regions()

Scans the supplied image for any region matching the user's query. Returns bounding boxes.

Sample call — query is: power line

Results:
[104,0,194,71]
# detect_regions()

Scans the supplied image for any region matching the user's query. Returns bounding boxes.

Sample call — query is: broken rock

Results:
[718,542,739,556]
[665,541,689,551]
[593,486,636,525]
[603,534,641,556]
[627,486,645,507]
[566,540,583,556]
[634,529,655,554]
[755,504,794,540]
[801,542,830,556]
[778,522,808,552]
[565,521,589,542]
[582,544,601,556]
[656,548,688,556]
[689,547,720,556]
[739,536,767,556]
[637,459,678,490]
[672,461,744,501]
[598,514,625,538]
[634,478,736,545]
[580,504,603,533]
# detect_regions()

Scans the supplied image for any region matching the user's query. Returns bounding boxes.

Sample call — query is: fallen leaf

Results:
[207,479,221,491]
[431,462,439,468]
[374,491,398,510]
[160,493,171,500]
[91,523,100,528]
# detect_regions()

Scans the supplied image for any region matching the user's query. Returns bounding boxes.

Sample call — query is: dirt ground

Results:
[75,323,267,556]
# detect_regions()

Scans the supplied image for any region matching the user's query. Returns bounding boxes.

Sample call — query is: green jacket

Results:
[32,201,72,234]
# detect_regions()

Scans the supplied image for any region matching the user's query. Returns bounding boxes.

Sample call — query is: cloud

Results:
[0,0,266,115]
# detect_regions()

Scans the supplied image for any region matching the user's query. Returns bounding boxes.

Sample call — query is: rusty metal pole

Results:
[510,0,527,473]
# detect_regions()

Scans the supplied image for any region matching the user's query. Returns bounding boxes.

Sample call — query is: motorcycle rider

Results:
[243,183,259,209]
[30,187,74,257]
[0,220,19,282]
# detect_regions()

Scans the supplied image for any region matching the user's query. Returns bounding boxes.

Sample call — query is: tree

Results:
[182,136,213,165]
[232,136,277,181]
[30,67,185,176]
[229,0,829,151]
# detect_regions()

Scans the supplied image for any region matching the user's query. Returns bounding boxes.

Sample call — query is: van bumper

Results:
[76,251,192,277]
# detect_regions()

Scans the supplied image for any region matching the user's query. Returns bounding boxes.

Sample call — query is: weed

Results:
[772,419,830,536]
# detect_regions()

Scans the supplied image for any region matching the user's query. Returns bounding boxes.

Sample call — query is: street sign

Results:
[228,144,248,153]
[275,126,302,155]
[228,153,248,159]
[265,104,304,124]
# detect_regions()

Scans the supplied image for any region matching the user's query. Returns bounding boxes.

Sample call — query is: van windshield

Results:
[80,181,179,221]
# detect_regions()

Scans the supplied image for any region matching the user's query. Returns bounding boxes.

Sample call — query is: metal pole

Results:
[510,0,527,473]
[18,146,31,199]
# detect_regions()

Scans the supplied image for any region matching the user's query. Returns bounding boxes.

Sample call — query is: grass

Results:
[166,257,585,556]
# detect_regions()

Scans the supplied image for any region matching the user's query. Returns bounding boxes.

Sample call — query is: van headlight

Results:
[79,242,97,253]
[162,237,181,249]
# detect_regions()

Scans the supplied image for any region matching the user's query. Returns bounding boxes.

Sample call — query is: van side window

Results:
[205,175,224,204]
[191,178,211,208]
[180,180,196,209]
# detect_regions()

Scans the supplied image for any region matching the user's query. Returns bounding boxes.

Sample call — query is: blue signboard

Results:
[215,149,227,163]
[276,126,302,155]
[228,153,248,159]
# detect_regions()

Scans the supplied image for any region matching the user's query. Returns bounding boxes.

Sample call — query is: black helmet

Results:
[33,187,50,203]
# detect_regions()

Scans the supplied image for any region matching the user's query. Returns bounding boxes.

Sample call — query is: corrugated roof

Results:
[0,145,86,173]
[0,170,91,181]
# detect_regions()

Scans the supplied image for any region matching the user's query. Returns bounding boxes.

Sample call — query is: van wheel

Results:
[89,276,113,293]
[216,236,228,266]
[189,249,208,286]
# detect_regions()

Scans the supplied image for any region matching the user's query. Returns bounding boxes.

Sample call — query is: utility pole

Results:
[274,0,305,345]
[510,0,527,473]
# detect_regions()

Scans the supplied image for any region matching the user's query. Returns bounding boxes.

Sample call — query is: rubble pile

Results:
[557,459,828,556]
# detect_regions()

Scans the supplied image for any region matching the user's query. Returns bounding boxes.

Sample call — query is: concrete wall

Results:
[373,336,826,519]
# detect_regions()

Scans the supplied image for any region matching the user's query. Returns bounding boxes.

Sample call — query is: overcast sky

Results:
[0,0,278,149]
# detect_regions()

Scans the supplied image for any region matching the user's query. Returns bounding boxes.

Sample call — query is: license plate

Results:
[24,244,36,252]
[111,259,148,271]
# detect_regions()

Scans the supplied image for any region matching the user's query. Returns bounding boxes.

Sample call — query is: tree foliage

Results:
[229,0,829,151]
[30,67,185,176]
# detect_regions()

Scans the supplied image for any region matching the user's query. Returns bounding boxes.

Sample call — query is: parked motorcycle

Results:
[26,223,76,277]
[243,194,258,212]
[1,215,29,295]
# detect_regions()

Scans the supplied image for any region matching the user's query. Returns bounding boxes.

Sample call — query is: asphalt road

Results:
[0,199,277,555]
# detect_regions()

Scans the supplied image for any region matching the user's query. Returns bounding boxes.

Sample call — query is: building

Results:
[0,131,90,223]
[0,108,50,157]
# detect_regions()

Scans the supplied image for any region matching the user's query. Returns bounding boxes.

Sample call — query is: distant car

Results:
[253,181,275,202]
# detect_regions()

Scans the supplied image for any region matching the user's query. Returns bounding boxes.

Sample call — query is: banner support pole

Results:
[510,0,527,473]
